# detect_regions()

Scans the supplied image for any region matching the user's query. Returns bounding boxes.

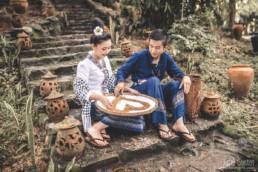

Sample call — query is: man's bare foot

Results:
[158,123,173,139]
[172,124,195,141]
[88,127,108,146]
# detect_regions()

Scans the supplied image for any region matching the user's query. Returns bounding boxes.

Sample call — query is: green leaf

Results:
[65,157,76,172]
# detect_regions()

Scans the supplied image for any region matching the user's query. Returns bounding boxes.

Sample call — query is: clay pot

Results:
[251,33,258,52]
[45,4,55,17]
[10,0,28,14]
[232,24,244,40]
[55,116,84,160]
[11,13,24,28]
[175,75,202,121]
[16,32,32,49]
[121,39,133,57]
[45,90,69,122]
[145,31,152,49]
[111,1,120,14]
[201,91,221,119]
[184,75,202,121]
[228,64,254,99]
[40,71,59,97]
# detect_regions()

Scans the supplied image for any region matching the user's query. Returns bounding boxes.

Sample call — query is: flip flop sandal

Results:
[85,135,110,149]
[157,128,173,141]
[101,132,111,143]
[171,128,196,143]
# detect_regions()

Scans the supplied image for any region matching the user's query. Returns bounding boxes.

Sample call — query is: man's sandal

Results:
[101,132,111,143]
[171,128,196,143]
[85,134,110,149]
[157,128,173,141]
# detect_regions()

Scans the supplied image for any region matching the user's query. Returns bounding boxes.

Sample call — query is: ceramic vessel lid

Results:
[41,71,57,79]
[121,39,131,45]
[17,32,29,38]
[231,64,250,67]
[204,91,219,99]
[45,90,64,100]
[55,116,80,129]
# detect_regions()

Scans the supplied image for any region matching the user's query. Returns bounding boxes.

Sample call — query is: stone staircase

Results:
[15,0,246,171]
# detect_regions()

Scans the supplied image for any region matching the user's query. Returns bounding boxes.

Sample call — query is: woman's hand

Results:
[114,82,125,96]
[179,75,191,94]
[99,95,113,110]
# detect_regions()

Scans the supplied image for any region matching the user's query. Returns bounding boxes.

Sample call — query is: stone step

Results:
[20,52,88,69]
[66,25,92,31]
[23,56,126,82]
[48,114,224,171]
[57,8,91,13]
[67,15,95,20]
[31,34,91,43]
[19,44,92,58]
[32,38,90,49]
[68,21,91,27]
[52,3,89,8]
[68,19,91,25]
[62,30,92,35]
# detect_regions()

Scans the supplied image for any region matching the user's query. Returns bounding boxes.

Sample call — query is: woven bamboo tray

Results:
[95,93,158,116]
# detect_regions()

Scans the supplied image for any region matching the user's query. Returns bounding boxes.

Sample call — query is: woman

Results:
[73,18,145,148]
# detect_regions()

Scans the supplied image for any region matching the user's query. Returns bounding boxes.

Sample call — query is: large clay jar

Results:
[121,39,133,57]
[55,116,84,160]
[45,91,69,122]
[201,91,221,119]
[251,33,258,52]
[145,31,152,49]
[184,75,202,121]
[12,13,24,28]
[16,32,32,49]
[232,24,244,40]
[228,64,254,99]
[40,71,59,97]
[10,0,28,14]
[45,4,55,17]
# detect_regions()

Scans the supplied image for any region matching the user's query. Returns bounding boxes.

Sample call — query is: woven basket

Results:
[184,75,202,121]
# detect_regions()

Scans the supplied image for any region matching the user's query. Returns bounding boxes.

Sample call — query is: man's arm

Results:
[115,53,139,96]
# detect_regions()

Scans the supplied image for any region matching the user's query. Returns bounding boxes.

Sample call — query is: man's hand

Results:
[114,82,125,96]
[125,87,141,96]
[179,76,191,94]
[99,95,113,110]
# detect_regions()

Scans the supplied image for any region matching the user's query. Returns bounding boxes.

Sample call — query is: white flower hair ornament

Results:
[94,26,103,36]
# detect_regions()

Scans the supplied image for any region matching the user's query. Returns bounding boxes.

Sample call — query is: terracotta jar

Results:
[228,64,254,99]
[16,32,32,49]
[121,39,133,57]
[45,90,69,122]
[40,71,59,97]
[201,91,221,119]
[10,0,28,14]
[185,75,202,121]
[55,116,84,160]
[12,13,24,28]
[45,4,55,17]
[232,24,244,40]
[145,31,152,49]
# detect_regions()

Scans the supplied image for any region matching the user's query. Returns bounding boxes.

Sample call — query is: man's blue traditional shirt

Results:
[117,50,185,84]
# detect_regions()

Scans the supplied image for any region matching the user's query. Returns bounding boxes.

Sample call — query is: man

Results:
[114,29,195,142]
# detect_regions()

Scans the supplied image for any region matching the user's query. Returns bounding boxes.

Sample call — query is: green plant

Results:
[25,90,36,170]
[65,157,76,172]
[167,15,217,56]
[109,16,119,45]
[3,101,20,129]
[0,34,21,71]
[185,57,194,75]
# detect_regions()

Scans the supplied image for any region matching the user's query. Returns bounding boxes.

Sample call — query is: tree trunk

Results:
[229,0,236,28]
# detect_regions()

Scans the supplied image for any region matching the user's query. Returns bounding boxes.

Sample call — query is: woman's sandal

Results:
[171,128,196,143]
[85,134,110,148]
[157,128,173,141]
[101,132,111,143]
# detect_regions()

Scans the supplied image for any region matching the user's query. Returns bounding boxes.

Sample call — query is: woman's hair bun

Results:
[92,18,104,33]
